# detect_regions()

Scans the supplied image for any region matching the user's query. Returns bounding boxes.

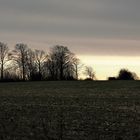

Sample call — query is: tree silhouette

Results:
[117,69,138,80]
[73,57,83,80]
[84,66,95,80]
[34,50,48,80]
[0,41,140,82]
[0,42,9,81]
[25,49,37,80]
[47,45,76,80]
[11,43,29,81]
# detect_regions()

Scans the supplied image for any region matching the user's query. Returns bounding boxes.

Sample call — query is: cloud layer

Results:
[0,0,140,56]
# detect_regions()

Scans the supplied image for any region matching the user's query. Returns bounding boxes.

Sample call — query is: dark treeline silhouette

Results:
[108,69,139,80]
[0,42,83,81]
[0,42,139,81]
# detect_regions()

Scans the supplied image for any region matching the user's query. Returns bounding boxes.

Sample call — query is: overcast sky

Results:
[0,0,140,56]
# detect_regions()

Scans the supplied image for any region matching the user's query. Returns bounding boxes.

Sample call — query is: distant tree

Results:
[11,43,29,80]
[0,42,9,80]
[34,50,48,80]
[25,49,37,80]
[45,58,57,80]
[117,69,138,80]
[47,45,76,80]
[72,57,83,80]
[84,66,95,80]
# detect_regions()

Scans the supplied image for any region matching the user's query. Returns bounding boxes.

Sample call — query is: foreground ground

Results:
[0,81,140,140]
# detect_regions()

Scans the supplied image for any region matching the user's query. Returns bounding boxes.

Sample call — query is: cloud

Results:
[0,0,140,56]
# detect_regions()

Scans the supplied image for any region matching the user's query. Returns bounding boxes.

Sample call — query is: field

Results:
[0,81,140,140]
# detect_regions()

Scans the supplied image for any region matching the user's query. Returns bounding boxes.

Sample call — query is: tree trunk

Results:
[1,62,3,80]
[22,64,25,81]
[76,65,78,80]
[60,64,63,80]
[39,62,42,80]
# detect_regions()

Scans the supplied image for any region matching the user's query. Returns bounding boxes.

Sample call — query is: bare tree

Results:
[26,49,37,80]
[84,66,95,80]
[47,45,75,80]
[11,43,29,80]
[0,42,9,80]
[34,50,48,80]
[72,57,83,80]
[45,58,57,80]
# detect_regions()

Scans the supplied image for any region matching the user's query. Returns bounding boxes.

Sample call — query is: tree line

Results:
[0,42,139,81]
[0,42,84,81]
[108,69,138,80]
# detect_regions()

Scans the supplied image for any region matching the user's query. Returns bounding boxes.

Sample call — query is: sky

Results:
[0,0,140,79]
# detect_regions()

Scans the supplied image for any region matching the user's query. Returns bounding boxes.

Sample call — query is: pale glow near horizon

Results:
[78,55,140,80]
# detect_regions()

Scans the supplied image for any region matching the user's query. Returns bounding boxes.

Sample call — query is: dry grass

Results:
[0,81,140,140]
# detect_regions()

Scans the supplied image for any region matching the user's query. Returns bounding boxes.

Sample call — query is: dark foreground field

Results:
[0,81,140,140]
